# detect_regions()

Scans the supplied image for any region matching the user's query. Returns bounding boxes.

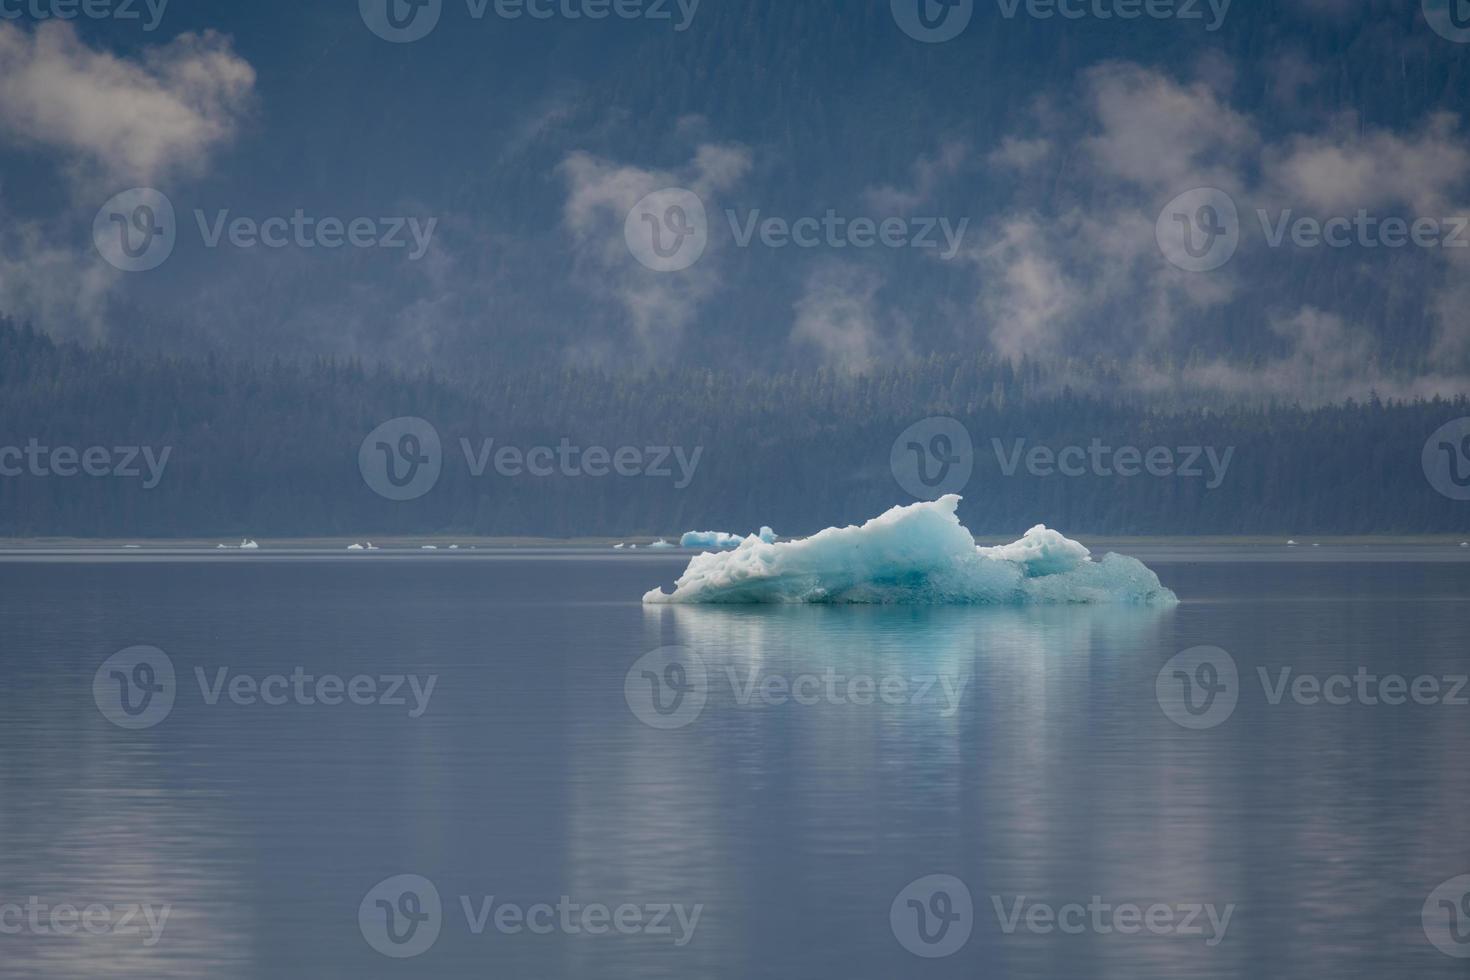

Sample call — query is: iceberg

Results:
[680,526,779,550]
[642,495,1178,605]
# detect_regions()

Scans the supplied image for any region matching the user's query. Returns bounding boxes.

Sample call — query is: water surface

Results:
[0,550,1467,978]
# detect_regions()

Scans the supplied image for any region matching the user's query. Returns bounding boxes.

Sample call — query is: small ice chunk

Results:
[680,527,780,550]
[680,530,744,550]
[643,495,1177,605]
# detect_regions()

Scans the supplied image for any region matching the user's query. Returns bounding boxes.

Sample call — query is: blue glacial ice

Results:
[643,495,1178,605]
[680,527,778,550]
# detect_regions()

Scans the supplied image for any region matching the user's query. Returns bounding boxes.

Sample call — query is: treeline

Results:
[0,319,1466,538]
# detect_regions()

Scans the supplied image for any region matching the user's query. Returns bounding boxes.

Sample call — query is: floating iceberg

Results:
[647,539,676,550]
[680,526,779,550]
[643,496,1178,605]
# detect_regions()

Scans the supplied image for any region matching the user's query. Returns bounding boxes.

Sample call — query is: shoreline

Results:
[1,534,1468,551]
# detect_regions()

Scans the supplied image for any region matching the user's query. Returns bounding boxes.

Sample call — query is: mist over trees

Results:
[2,319,1465,538]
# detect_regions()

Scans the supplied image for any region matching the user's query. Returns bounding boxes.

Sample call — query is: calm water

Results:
[1,549,1468,979]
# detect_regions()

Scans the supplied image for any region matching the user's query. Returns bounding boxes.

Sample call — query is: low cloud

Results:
[790,262,899,374]
[0,21,254,187]
[559,141,751,357]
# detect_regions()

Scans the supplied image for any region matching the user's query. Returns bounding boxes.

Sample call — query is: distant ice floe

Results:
[680,527,778,550]
[643,495,1178,605]
[239,539,259,550]
[647,539,676,550]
